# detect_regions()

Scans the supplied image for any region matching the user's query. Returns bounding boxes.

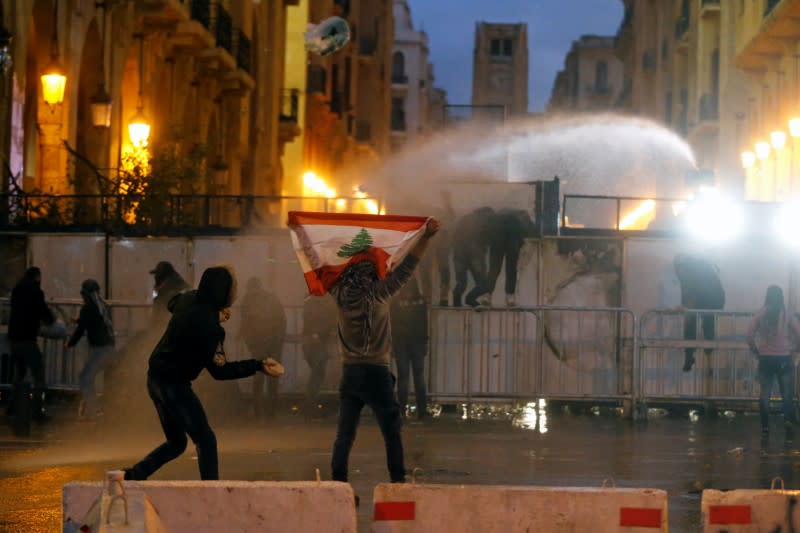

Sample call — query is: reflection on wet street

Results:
[1,403,798,532]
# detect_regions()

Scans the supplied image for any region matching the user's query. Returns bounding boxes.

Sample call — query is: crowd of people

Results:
[2,219,440,490]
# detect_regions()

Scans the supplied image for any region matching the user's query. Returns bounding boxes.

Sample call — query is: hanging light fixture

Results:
[127,33,150,147]
[41,0,67,106]
[0,2,14,74]
[741,151,756,169]
[89,2,112,127]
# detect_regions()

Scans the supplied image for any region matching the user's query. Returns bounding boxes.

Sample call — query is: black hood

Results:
[196,266,237,310]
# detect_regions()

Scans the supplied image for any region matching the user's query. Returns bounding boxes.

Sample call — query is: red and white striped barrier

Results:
[702,483,800,532]
[371,482,668,532]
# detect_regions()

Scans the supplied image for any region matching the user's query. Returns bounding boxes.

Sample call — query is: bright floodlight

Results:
[774,202,800,247]
[771,130,787,150]
[684,190,744,242]
[755,141,771,161]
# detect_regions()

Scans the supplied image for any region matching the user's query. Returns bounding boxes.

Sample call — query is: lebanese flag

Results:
[288,211,429,296]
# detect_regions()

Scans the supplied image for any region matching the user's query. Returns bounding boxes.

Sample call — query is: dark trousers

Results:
[683,311,716,366]
[127,378,218,480]
[331,364,405,483]
[758,355,796,429]
[303,336,330,409]
[394,339,427,418]
[487,241,521,295]
[250,339,283,417]
[453,245,489,307]
[9,340,46,417]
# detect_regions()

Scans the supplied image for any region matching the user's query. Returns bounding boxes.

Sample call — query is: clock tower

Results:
[471,22,529,118]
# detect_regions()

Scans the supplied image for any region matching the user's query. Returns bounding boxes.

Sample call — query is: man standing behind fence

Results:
[302,294,337,419]
[674,254,725,372]
[7,267,55,421]
[240,277,286,419]
[391,278,429,420]
[747,285,800,436]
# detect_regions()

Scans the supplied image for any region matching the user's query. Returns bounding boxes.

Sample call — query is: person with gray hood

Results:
[330,218,440,490]
[123,266,283,481]
[65,279,116,419]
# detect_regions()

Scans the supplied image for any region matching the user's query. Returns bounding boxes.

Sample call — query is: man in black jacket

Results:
[123,266,283,481]
[452,207,494,307]
[149,261,190,327]
[391,278,429,420]
[7,267,55,420]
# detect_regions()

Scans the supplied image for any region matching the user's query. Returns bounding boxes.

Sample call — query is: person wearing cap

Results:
[64,279,116,419]
[123,265,283,481]
[149,261,190,327]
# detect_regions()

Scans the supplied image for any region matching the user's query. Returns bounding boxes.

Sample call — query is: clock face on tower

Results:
[490,70,511,91]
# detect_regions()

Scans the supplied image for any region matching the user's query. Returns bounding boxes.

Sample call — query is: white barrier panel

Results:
[64,480,357,533]
[702,488,800,532]
[371,483,668,532]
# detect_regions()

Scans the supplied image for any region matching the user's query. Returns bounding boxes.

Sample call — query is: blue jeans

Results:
[331,364,405,483]
[78,344,116,416]
[127,378,218,480]
[758,355,796,429]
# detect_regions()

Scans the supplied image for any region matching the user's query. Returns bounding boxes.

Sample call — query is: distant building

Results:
[390,0,443,152]
[547,35,623,112]
[471,22,528,119]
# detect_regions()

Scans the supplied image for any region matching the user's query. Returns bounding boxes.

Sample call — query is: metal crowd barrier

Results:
[636,309,759,406]
[0,299,340,397]
[428,306,637,411]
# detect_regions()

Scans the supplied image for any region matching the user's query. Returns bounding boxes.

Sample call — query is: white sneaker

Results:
[475,294,491,309]
[506,294,517,307]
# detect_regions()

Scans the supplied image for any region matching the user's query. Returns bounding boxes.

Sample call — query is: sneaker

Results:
[505,294,517,308]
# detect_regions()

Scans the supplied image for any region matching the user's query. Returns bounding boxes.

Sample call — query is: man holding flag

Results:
[288,212,440,489]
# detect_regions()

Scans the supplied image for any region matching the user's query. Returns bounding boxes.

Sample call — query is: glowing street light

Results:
[128,108,151,148]
[755,141,771,161]
[771,130,787,150]
[41,0,66,106]
[741,151,756,169]
[789,118,800,138]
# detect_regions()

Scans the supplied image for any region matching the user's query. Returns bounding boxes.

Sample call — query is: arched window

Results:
[595,61,608,91]
[392,51,406,83]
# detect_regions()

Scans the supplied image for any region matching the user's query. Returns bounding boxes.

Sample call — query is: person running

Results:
[747,285,800,436]
[123,266,283,480]
[329,218,439,490]
[65,279,116,419]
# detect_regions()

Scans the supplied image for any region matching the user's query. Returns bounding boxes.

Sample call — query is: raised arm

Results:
[375,218,441,302]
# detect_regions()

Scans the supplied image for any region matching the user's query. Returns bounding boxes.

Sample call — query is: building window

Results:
[661,39,669,62]
[665,91,673,123]
[490,38,512,57]
[391,51,406,83]
[595,61,608,91]
[391,97,406,131]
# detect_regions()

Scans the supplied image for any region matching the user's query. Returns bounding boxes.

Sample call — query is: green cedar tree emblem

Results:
[337,228,373,257]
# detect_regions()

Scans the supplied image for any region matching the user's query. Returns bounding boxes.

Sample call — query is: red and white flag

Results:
[288,211,430,296]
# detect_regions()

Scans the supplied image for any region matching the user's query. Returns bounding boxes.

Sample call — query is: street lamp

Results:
[756,140,771,161]
[41,0,66,106]
[741,151,756,169]
[0,2,13,75]
[127,33,150,147]
[772,130,787,150]
[89,2,111,128]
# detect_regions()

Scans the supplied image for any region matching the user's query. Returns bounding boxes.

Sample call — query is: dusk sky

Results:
[405,0,624,112]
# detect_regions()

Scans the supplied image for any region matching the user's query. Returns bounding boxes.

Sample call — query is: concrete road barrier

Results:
[63,478,357,533]
[702,484,800,532]
[371,483,668,532]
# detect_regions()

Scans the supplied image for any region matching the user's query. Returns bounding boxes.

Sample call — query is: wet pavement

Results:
[0,402,798,532]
